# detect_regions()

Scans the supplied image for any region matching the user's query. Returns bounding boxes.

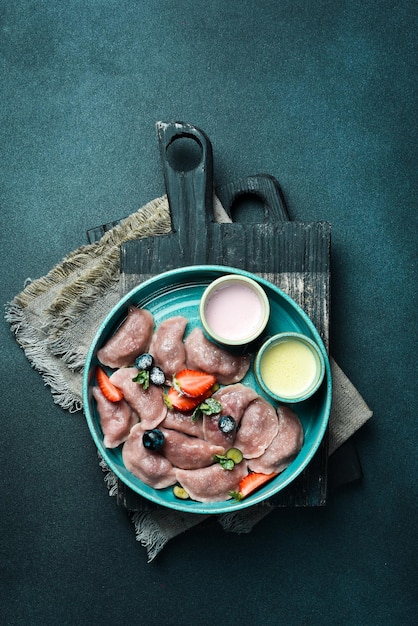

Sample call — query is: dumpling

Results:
[160,410,205,439]
[122,424,177,489]
[234,397,279,459]
[176,461,248,503]
[160,428,225,470]
[248,406,304,474]
[184,328,250,384]
[97,306,154,368]
[203,383,259,447]
[92,386,138,448]
[149,316,188,377]
[109,367,167,429]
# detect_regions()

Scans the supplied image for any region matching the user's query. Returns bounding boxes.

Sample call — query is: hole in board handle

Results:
[165,135,203,172]
[230,191,267,223]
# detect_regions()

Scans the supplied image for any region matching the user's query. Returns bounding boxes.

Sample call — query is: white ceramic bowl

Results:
[255,332,326,403]
[199,274,270,347]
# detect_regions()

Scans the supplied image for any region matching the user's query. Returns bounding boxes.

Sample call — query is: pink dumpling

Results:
[160,409,205,439]
[234,397,279,459]
[203,383,260,447]
[248,406,304,474]
[93,386,138,448]
[175,461,248,503]
[109,367,167,429]
[159,428,225,470]
[122,424,177,489]
[97,306,154,368]
[148,316,188,377]
[184,328,250,384]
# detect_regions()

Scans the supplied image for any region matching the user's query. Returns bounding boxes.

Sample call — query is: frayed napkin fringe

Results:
[47,249,121,339]
[5,300,82,412]
[99,454,120,497]
[47,336,90,371]
[131,511,172,563]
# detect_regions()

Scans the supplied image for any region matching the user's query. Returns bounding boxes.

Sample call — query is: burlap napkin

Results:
[5,195,372,561]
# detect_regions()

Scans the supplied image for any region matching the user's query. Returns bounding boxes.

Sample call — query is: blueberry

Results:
[135,353,154,371]
[149,366,165,386]
[218,415,236,434]
[142,429,165,451]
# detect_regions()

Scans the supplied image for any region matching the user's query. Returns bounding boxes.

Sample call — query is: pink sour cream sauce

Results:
[203,282,266,342]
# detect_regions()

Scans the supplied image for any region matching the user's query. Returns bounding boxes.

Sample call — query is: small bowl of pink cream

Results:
[200,274,270,348]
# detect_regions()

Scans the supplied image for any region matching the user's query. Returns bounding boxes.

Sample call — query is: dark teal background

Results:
[1,2,417,625]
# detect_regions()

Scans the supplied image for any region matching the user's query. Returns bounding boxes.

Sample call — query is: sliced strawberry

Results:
[96,366,124,403]
[173,369,217,398]
[230,471,278,501]
[164,387,202,412]
[164,385,215,413]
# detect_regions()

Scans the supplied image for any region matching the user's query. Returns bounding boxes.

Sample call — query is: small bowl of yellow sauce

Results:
[254,332,325,403]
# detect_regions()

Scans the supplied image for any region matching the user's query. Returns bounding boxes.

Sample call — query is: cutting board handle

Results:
[216,174,290,223]
[156,121,213,255]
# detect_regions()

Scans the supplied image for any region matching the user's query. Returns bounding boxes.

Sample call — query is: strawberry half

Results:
[173,369,217,398]
[230,472,278,501]
[96,366,124,403]
[164,384,215,413]
[164,387,203,412]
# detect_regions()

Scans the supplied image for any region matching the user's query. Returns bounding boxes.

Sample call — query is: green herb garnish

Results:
[191,397,222,422]
[213,448,244,471]
[132,370,150,390]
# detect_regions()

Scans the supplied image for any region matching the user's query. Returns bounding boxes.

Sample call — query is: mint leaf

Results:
[191,398,222,422]
[132,370,150,390]
[199,398,222,415]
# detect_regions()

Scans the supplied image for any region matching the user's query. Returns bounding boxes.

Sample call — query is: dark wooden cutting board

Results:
[117,122,331,507]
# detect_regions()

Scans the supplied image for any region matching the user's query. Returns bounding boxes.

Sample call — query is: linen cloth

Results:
[5,195,372,561]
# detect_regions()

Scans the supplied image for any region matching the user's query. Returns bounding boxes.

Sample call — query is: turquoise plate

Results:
[83,265,332,514]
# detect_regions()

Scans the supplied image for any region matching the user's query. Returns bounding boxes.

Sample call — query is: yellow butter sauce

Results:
[260,338,319,398]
